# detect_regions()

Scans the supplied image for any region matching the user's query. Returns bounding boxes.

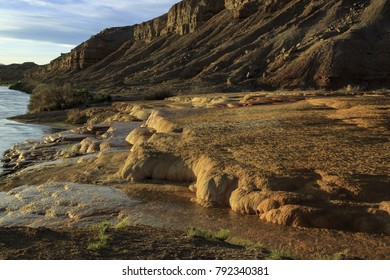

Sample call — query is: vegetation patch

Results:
[9,80,39,93]
[186,227,230,242]
[66,108,89,124]
[115,219,130,230]
[227,237,264,249]
[28,83,111,113]
[87,221,111,251]
[186,227,295,259]
[144,86,175,100]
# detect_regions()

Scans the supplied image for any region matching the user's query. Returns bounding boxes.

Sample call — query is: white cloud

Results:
[0,37,75,65]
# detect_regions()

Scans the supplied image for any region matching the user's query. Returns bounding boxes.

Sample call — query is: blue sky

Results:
[0,0,178,65]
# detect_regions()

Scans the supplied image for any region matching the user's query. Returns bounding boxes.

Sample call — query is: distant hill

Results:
[0,62,39,85]
[20,0,390,95]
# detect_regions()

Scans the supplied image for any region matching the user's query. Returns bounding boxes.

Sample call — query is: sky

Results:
[0,0,178,65]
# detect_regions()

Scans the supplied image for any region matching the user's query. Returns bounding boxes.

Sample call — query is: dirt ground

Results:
[0,226,272,260]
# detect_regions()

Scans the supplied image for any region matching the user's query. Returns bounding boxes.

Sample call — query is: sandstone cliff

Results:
[27,26,134,81]
[23,0,390,93]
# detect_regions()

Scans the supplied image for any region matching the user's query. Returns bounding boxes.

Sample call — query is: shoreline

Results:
[7,110,78,130]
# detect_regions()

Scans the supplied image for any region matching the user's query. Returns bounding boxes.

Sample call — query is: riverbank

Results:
[0,87,69,173]
[1,90,389,259]
[8,110,78,130]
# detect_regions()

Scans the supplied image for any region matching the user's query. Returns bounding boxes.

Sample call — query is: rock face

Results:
[28,26,134,80]
[166,0,225,35]
[0,62,38,84]
[134,15,168,42]
[22,0,390,92]
[134,0,226,42]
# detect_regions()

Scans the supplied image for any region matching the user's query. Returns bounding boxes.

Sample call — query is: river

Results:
[0,86,60,171]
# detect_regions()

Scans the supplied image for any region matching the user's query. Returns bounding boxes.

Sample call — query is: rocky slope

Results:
[21,0,390,95]
[0,62,38,84]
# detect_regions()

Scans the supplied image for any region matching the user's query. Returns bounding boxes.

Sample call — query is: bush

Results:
[9,80,39,93]
[186,227,230,242]
[28,83,111,113]
[87,221,111,251]
[144,86,175,100]
[92,92,112,103]
[345,84,361,93]
[66,109,89,124]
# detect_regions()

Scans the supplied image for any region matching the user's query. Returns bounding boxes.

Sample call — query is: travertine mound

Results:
[20,0,390,93]
[0,182,137,227]
[120,95,390,233]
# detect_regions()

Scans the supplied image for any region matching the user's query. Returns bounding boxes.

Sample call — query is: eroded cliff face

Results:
[28,26,134,79]
[105,0,227,43]
[166,0,225,35]
[24,0,390,92]
[34,0,227,77]
[134,15,168,43]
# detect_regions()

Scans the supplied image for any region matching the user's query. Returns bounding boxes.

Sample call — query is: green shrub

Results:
[66,109,88,124]
[186,227,230,242]
[9,80,39,93]
[115,219,130,230]
[92,92,112,103]
[87,221,111,251]
[267,247,294,260]
[228,237,264,249]
[28,83,111,113]
[144,86,175,100]
[345,84,361,93]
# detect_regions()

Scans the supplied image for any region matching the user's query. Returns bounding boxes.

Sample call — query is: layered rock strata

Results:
[20,0,390,92]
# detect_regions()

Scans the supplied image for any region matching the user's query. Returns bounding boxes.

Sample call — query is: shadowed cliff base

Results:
[15,0,390,95]
[0,63,38,85]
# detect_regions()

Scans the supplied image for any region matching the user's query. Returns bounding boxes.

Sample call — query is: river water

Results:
[0,86,59,171]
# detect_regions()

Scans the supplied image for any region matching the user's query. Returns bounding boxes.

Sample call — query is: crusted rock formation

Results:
[0,182,137,227]
[120,95,390,234]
